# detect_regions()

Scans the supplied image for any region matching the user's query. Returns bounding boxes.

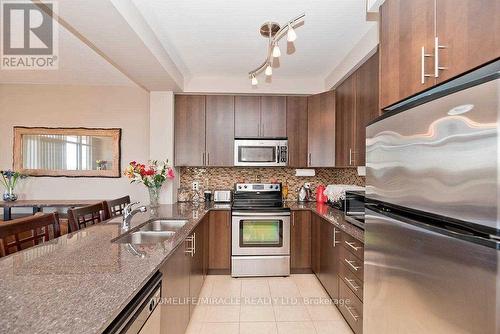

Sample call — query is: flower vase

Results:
[148,186,161,207]
[3,186,18,202]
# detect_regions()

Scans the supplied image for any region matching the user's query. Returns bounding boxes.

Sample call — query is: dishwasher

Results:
[103,271,162,334]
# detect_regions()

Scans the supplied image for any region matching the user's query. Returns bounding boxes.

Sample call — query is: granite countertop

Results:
[285,201,364,242]
[0,202,214,334]
[0,201,362,334]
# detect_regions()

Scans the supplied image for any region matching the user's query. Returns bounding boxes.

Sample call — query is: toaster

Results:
[213,190,232,203]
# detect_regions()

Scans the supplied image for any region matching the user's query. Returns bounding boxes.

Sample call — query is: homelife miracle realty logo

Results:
[1,0,58,70]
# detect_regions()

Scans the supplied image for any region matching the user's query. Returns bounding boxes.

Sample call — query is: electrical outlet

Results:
[192,181,199,191]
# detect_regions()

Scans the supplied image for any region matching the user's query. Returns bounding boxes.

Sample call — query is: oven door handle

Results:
[232,211,291,217]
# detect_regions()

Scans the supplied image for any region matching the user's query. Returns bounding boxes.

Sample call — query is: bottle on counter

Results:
[282,181,289,200]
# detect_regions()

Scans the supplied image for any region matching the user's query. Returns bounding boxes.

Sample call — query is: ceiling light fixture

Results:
[265,63,273,76]
[287,24,297,42]
[251,75,258,86]
[272,43,281,58]
[248,13,305,85]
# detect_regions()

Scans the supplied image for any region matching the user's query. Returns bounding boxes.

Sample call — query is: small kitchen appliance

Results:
[297,183,312,202]
[234,138,288,167]
[343,190,365,229]
[213,190,232,203]
[315,184,327,203]
[231,183,290,277]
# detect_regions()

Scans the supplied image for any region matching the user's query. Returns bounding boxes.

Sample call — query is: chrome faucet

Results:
[122,202,147,230]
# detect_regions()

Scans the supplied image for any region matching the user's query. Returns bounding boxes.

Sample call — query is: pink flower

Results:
[166,167,175,179]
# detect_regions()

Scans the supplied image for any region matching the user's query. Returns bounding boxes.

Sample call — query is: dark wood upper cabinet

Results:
[208,211,231,272]
[380,0,498,109]
[355,51,380,166]
[206,95,235,166]
[260,96,287,137]
[307,91,336,167]
[174,95,206,166]
[379,0,436,109]
[435,0,500,83]
[335,74,356,167]
[286,96,308,168]
[235,96,261,137]
[291,210,311,271]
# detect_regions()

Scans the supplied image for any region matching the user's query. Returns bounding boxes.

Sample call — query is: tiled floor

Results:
[185,274,353,334]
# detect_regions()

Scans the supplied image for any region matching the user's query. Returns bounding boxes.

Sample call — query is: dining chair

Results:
[0,212,61,257]
[105,195,131,218]
[67,202,108,233]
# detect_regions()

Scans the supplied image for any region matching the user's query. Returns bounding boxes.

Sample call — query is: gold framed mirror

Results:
[13,127,121,177]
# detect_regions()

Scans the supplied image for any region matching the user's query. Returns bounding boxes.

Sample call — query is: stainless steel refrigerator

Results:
[364,60,500,334]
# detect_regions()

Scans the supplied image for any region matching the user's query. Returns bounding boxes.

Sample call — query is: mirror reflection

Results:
[13,127,121,177]
[22,134,114,171]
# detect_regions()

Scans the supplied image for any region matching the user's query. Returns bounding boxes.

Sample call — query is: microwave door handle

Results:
[276,146,280,163]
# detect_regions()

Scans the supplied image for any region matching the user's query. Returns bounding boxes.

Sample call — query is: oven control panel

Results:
[235,183,281,192]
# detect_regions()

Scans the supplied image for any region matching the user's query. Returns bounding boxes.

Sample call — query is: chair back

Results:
[0,212,61,257]
[67,202,108,232]
[105,195,131,218]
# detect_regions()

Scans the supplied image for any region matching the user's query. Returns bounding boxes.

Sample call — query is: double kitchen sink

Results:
[114,219,189,244]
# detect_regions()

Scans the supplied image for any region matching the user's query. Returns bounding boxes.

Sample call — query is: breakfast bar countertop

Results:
[0,201,362,334]
[0,202,213,334]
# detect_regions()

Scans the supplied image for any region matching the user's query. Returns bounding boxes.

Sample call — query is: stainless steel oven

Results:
[231,211,290,277]
[234,138,288,167]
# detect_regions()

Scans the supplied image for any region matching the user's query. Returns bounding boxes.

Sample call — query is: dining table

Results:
[0,200,104,221]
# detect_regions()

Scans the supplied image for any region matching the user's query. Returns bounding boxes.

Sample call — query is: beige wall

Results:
[0,84,151,203]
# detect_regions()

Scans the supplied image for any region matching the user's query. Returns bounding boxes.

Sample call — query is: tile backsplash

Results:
[178,167,365,201]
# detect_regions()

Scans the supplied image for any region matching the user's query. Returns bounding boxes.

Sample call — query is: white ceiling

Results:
[0,20,135,87]
[132,0,376,81]
[1,0,377,93]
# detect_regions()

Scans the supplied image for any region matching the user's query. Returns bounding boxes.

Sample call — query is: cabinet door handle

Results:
[345,240,361,251]
[434,37,448,77]
[345,258,360,271]
[333,228,340,246]
[207,152,210,166]
[308,153,312,166]
[202,152,206,166]
[344,277,359,291]
[193,232,196,256]
[349,149,352,166]
[185,235,195,256]
[262,123,265,137]
[345,306,360,321]
[421,46,433,84]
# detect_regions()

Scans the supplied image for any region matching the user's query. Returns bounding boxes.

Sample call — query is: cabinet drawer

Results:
[339,279,363,334]
[339,261,363,301]
[341,231,364,261]
[340,247,364,282]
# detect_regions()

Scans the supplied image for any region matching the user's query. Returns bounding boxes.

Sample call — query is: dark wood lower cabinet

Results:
[160,218,207,334]
[291,210,311,272]
[189,220,206,315]
[208,210,231,272]
[339,279,363,334]
[311,213,321,274]
[311,213,364,334]
[160,239,190,334]
[319,218,341,300]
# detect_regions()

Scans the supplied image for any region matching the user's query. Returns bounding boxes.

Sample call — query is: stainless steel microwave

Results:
[234,139,288,167]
